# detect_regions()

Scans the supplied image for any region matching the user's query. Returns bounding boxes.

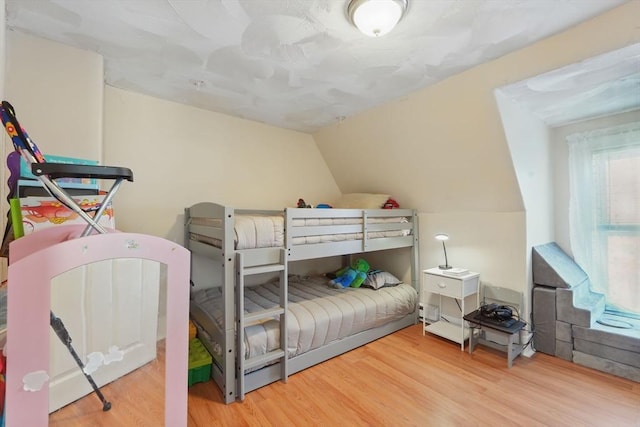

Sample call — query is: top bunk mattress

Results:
[190,275,417,361]
[189,212,412,250]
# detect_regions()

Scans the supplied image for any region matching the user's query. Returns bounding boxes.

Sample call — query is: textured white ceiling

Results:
[5,0,628,132]
[499,42,640,127]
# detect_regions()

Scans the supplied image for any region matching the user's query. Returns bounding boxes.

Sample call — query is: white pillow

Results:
[333,193,390,209]
[363,271,403,290]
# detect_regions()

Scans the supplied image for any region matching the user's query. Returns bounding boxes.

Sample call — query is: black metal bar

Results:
[50,311,111,411]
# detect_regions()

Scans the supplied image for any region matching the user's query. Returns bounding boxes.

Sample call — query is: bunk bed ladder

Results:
[236,248,288,401]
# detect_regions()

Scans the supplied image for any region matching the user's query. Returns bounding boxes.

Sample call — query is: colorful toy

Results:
[188,338,212,387]
[329,258,370,288]
[297,198,311,208]
[383,198,399,209]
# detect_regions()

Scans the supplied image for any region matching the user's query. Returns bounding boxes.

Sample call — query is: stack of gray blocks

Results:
[532,242,640,382]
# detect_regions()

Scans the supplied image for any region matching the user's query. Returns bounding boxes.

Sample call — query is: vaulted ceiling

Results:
[5,0,627,132]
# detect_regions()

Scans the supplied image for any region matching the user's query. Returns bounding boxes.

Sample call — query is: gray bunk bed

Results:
[184,201,419,403]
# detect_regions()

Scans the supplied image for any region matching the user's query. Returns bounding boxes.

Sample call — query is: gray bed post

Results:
[412,210,420,304]
[184,207,191,276]
[222,206,237,403]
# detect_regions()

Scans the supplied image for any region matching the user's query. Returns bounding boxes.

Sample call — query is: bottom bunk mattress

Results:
[190,275,417,364]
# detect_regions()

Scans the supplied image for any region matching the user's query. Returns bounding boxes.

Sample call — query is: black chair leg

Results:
[50,311,112,411]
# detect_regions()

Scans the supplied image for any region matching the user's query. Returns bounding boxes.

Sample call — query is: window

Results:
[568,122,640,318]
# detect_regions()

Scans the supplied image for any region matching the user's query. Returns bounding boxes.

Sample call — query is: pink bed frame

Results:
[4,225,190,426]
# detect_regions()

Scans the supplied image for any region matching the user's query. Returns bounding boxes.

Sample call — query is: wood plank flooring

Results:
[49,324,640,427]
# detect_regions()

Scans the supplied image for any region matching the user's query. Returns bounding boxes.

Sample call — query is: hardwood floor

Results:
[49,324,640,427]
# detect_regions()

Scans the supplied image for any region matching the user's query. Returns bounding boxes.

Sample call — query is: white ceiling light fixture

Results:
[347,0,408,37]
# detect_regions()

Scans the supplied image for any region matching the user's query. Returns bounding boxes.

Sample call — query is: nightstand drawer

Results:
[424,274,463,297]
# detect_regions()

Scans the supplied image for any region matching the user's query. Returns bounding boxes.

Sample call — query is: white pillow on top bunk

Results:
[333,193,390,209]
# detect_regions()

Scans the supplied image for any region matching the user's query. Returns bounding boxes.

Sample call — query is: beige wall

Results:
[1,31,103,281]
[0,0,5,99]
[313,2,640,317]
[103,87,340,242]
[4,32,104,161]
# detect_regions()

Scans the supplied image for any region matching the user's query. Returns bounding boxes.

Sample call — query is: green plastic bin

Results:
[188,338,212,387]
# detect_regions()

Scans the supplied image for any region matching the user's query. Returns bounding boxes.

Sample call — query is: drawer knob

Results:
[437,282,446,288]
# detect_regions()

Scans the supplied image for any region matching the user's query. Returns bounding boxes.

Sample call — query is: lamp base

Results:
[438,265,452,270]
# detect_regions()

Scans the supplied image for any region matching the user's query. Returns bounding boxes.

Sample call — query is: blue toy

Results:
[329,258,370,289]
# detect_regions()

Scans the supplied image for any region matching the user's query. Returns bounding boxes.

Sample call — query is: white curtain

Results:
[567,122,640,312]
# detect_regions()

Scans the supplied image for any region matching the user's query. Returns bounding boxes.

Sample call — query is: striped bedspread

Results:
[190,275,417,361]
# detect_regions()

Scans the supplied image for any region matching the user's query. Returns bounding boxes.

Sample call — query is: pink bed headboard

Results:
[5,225,190,426]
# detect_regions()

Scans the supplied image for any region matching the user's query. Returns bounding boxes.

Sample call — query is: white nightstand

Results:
[422,267,480,350]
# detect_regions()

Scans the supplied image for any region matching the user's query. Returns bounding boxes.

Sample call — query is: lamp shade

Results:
[347,0,408,37]
[434,233,449,242]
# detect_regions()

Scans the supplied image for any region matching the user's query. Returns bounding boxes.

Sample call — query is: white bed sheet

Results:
[190,275,417,361]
